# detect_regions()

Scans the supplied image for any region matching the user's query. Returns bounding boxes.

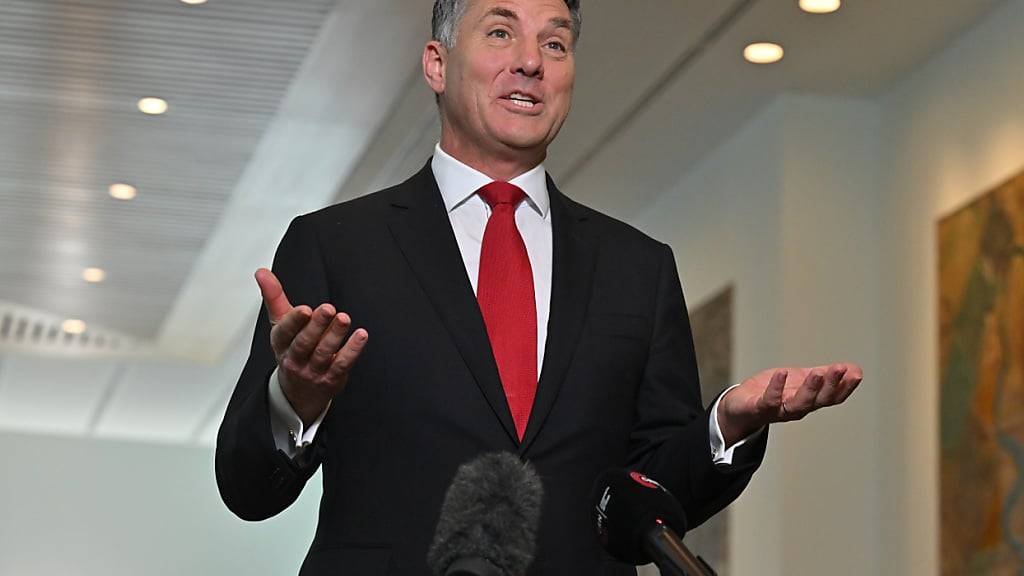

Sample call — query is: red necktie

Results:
[476,181,537,440]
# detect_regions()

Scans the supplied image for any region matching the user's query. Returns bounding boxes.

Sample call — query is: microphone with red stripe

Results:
[590,469,717,576]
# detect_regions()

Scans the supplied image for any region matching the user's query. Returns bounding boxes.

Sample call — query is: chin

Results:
[502,137,548,152]
[491,127,553,152]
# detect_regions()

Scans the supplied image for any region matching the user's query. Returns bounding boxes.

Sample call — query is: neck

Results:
[439,133,545,182]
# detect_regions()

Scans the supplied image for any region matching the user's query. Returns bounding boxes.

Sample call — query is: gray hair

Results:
[431,0,581,50]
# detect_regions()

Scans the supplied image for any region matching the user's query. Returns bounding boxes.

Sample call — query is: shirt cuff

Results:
[268,367,331,457]
[709,383,765,466]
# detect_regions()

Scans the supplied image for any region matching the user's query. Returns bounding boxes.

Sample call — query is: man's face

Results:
[435,0,576,161]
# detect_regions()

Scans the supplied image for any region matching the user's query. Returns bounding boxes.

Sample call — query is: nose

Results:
[512,41,543,79]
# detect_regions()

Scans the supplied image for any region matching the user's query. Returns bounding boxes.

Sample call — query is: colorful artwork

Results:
[639,286,734,576]
[939,170,1024,575]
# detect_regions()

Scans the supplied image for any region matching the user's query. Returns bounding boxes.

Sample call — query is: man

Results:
[215,0,863,574]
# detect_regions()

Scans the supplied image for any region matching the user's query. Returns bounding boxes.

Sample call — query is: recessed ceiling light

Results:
[137,97,168,115]
[181,0,208,4]
[82,267,106,283]
[62,319,87,335]
[744,42,785,64]
[799,0,841,14]
[109,183,137,200]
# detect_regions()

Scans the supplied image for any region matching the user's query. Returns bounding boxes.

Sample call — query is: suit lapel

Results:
[387,162,519,445]
[519,176,598,454]
[387,163,598,451]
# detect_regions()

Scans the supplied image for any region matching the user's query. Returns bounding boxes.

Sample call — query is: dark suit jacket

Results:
[216,161,766,575]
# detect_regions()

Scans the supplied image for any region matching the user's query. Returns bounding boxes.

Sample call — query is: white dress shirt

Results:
[269,143,758,464]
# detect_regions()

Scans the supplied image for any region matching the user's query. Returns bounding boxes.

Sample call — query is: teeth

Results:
[507,93,537,108]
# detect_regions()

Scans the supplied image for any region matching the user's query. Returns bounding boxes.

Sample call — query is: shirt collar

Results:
[431,143,550,217]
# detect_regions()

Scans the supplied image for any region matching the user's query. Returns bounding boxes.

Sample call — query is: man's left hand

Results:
[717,363,863,447]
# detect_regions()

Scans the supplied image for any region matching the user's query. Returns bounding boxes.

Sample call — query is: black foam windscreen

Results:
[590,469,688,565]
[427,452,544,576]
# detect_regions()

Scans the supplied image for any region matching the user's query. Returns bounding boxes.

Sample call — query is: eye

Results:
[545,40,567,53]
[488,29,510,39]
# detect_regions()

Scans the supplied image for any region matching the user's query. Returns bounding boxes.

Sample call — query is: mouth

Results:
[499,91,543,113]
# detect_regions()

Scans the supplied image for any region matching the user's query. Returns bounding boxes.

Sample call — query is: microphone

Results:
[427,452,544,576]
[590,469,717,576]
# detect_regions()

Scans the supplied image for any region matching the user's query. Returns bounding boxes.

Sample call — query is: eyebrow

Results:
[483,7,518,21]
[482,8,573,35]
[547,17,572,32]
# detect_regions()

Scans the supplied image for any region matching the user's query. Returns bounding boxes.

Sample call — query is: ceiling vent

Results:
[0,302,144,357]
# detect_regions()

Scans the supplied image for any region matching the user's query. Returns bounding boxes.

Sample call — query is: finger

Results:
[787,370,826,416]
[835,371,863,403]
[325,328,369,383]
[256,268,292,324]
[814,364,848,406]
[270,305,313,355]
[848,364,863,380]
[757,369,788,415]
[830,363,863,403]
[308,313,353,373]
[287,304,337,364]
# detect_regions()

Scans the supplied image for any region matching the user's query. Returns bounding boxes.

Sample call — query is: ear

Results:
[422,40,447,97]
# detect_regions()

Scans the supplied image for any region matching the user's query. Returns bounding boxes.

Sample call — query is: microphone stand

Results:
[642,524,717,576]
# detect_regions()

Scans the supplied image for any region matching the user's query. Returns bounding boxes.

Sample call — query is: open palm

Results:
[718,363,863,445]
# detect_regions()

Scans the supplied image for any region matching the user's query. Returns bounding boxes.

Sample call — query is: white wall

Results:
[634,102,787,574]
[632,0,1024,574]
[775,94,883,576]
[633,93,883,575]
[0,431,322,575]
[877,0,1024,573]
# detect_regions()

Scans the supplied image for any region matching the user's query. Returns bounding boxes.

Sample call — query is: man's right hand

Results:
[255,268,369,427]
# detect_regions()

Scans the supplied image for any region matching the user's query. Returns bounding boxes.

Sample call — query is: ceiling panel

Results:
[554,0,1004,219]
[154,0,435,361]
[0,0,336,341]
[546,0,743,179]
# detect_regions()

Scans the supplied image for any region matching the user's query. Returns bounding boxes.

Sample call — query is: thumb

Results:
[255,268,292,323]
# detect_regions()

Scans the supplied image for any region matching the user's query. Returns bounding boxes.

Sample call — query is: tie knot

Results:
[478,181,526,209]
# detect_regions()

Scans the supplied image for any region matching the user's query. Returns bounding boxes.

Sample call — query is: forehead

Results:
[464,0,571,24]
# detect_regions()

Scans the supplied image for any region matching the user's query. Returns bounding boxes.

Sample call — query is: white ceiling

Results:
[0,0,337,340]
[0,0,1005,446]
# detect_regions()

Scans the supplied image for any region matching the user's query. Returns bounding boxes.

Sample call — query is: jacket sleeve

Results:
[627,242,768,529]
[215,214,332,521]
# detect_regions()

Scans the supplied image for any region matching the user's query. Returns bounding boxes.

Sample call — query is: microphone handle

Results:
[642,524,717,576]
